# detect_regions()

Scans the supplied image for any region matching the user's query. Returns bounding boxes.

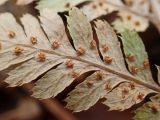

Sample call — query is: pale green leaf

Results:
[81,0,121,20]
[67,7,101,61]
[81,0,149,31]
[101,30,156,111]
[67,7,93,49]
[103,82,151,111]
[65,72,125,112]
[101,30,155,111]
[36,0,91,12]
[134,94,160,120]
[112,18,133,33]
[113,12,149,32]
[120,30,155,84]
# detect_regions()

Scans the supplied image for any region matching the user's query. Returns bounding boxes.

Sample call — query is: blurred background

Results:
[0,0,160,120]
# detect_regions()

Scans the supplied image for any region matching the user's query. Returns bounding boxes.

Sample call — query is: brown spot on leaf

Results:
[92,3,97,9]
[134,21,140,27]
[104,56,112,64]
[128,82,135,90]
[65,59,74,68]
[127,15,132,20]
[130,66,138,75]
[137,92,144,100]
[122,88,129,94]
[76,47,85,56]
[15,46,23,55]
[150,104,159,113]
[126,0,133,6]
[86,81,94,88]
[72,71,80,78]
[143,60,149,69]
[95,71,103,80]
[122,87,129,98]
[105,83,112,91]
[30,36,37,45]
[38,52,46,62]
[8,31,16,38]
[101,44,109,53]
[52,40,60,49]
[126,54,135,62]
[65,2,70,8]
[99,2,103,7]
[90,40,96,49]
[105,8,109,12]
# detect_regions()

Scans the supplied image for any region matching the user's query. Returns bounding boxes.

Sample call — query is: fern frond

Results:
[134,94,160,120]
[0,8,159,112]
[36,0,150,32]
[36,0,91,12]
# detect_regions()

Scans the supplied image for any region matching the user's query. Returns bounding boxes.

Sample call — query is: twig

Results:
[41,99,78,120]
[0,98,40,120]
[23,84,77,120]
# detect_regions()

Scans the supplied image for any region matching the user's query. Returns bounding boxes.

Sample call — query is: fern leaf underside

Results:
[0,8,159,112]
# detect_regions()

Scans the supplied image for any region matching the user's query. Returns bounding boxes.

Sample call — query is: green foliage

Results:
[120,30,154,84]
